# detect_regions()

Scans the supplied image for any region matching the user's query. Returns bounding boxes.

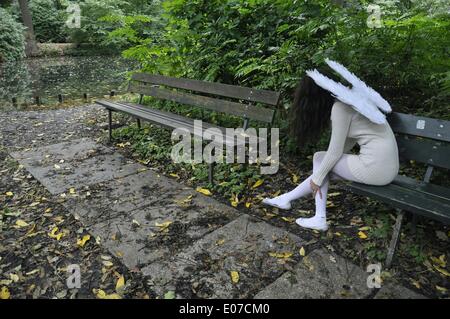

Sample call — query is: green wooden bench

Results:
[345,112,450,267]
[95,73,280,183]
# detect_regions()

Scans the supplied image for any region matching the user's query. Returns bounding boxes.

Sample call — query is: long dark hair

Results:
[289,69,339,147]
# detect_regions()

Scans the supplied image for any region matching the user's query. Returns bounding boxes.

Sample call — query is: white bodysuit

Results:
[311,101,399,187]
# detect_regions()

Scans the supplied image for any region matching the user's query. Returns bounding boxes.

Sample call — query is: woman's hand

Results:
[310,179,322,199]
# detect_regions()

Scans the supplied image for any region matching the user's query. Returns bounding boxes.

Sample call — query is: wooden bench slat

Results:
[345,182,450,224]
[128,82,275,123]
[397,135,450,170]
[131,73,280,106]
[393,175,450,202]
[96,100,258,146]
[389,112,450,142]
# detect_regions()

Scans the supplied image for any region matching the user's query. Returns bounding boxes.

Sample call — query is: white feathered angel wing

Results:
[306,69,387,124]
[325,58,392,113]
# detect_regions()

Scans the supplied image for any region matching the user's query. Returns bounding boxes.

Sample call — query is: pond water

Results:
[0,55,138,111]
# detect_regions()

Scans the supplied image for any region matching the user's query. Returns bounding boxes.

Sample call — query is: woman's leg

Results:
[261,151,326,209]
[296,152,362,231]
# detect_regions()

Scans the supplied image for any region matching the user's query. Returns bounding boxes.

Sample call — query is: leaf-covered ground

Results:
[0,103,449,299]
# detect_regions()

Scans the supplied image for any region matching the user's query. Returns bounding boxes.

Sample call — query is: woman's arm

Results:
[311,102,354,186]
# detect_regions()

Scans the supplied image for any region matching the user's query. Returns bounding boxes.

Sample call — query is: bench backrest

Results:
[388,112,450,181]
[128,73,280,127]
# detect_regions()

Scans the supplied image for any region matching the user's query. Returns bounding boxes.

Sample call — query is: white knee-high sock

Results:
[262,176,313,209]
[296,154,329,231]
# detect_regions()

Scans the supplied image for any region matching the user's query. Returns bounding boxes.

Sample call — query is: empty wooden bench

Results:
[345,112,450,267]
[95,73,280,183]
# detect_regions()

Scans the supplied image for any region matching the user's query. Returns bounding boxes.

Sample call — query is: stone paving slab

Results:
[7,136,423,299]
[10,138,142,194]
[254,249,373,299]
[62,170,240,269]
[141,214,305,298]
[374,283,427,299]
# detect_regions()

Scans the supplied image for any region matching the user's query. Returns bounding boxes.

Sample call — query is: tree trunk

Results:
[18,0,39,57]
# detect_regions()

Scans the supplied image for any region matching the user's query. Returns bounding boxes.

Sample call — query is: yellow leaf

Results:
[358,226,370,231]
[328,192,341,197]
[433,266,450,277]
[116,275,125,292]
[45,208,52,213]
[269,252,294,259]
[0,287,10,299]
[292,174,299,183]
[334,232,342,237]
[5,191,13,197]
[169,173,180,179]
[245,202,251,208]
[9,274,19,282]
[77,234,91,248]
[102,260,114,267]
[252,179,264,189]
[15,219,29,228]
[299,247,306,257]
[216,239,225,246]
[436,285,447,293]
[48,227,64,240]
[358,231,368,239]
[94,289,121,299]
[411,280,421,289]
[196,187,212,196]
[230,194,239,207]
[281,217,295,223]
[230,271,239,284]
[155,221,172,230]
[69,188,76,194]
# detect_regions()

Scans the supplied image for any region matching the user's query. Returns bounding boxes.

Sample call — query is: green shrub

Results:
[0,7,25,63]
[67,0,126,50]
[29,0,68,43]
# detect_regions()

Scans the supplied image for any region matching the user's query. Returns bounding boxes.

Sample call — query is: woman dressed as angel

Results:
[262,59,399,231]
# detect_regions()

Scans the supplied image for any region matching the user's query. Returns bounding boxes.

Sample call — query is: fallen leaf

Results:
[281,217,295,223]
[48,227,64,240]
[69,188,76,194]
[0,287,10,299]
[77,235,91,248]
[9,274,19,282]
[155,221,172,230]
[245,202,251,208]
[299,247,306,257]
[5,191,13,197]
[196,187,212,196]
[116,275,125,292]
[230,271,239,284]
[94,289,121,299]
[164,291,175,299]
[252,179,264,189]
[358,231,368,239]
[292,174,299,183]
[102,261,114,267]
[436,285,447,293]
[269,252,293,259]
[15,219,29,228]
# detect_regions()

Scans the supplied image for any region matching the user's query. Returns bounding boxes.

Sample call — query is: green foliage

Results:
[107,0,449,133]
[67,0,126,49]
[0,7,25,62]
[29,0,68,43]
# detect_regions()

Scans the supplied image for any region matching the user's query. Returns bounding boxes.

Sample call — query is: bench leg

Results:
[208,163,215,186]
[136,118,141,129]
[385,209,405,268]
[108,109,113,142]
